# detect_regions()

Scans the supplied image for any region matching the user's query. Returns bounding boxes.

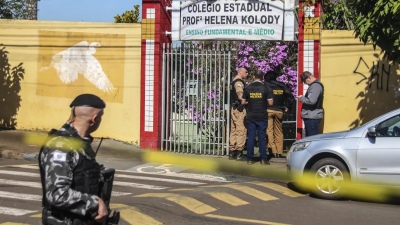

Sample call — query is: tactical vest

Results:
[245,82,268,120]
[39,129,102,222]
[266,81,286,110]
[230,79,245,104]
[303,82,324,110]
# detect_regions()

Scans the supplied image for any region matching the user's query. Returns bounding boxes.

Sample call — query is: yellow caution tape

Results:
[24,132,400,202]
[24,132,85,151]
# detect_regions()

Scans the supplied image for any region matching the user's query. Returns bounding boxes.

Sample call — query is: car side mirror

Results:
[367,126,376,137]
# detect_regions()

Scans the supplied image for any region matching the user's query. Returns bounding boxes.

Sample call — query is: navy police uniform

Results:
[242,80,273,165]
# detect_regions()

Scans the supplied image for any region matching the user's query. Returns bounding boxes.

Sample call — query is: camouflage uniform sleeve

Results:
[40,137,99,217]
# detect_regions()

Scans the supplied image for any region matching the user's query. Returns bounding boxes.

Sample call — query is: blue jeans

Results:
[246,119,268,160]
[304,118,321,137]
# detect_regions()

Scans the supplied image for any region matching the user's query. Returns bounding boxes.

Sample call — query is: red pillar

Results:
[140,0,172,149]
[297,0,321,139]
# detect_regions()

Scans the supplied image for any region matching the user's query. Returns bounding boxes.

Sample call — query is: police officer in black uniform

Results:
[242,70,273,165]
[264,71,294,158]
[39,94,111,225]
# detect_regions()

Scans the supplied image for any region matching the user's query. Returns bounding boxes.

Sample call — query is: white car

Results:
[287,108,400,199]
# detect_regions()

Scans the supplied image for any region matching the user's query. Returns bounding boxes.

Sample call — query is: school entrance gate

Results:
[160,42,297,155]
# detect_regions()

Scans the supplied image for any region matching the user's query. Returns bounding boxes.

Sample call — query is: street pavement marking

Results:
[0,179,41,188]
[0,223,31,225]
[0,170,39,177]
[206,192,249,206]
[111,203,163,225]
[0,191,41,201]
[134,193,216,214]
[8,164,37,169]
[0,206,37,216]
[249,182,305,197]
[0,167,209,186]
[224,184,279,201]
[205,184,279,201]
[111,191,132,197]
[0,178,131,196]
[205,214,290,225]
[116,174,205,185]
[118,169,229,182]
[114,181,167,190]
[30,213,41,218]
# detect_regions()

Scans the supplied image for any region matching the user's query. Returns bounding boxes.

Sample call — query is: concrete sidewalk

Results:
[0,129,144,160]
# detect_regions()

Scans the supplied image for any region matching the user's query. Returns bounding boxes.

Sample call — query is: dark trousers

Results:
[303,118,321,137]
[246,119,268,160]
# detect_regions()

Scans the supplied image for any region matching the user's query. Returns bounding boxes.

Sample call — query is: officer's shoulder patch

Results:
[236,83,243,87]
[53,152,67,162]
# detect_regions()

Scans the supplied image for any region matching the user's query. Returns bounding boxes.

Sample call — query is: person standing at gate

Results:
[297,71,324,137]
[228,67,248,161]
[241,70,273,165]
[264,71,294,158]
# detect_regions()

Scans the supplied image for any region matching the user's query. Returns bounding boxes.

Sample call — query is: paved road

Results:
[1,159,400,225]
[0,158,300,225]
[1,130,400,225]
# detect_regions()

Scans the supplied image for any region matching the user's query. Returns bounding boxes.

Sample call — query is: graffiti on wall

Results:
[37,30,125,103]
[353,57,393,92]
[0,44,25,129]
[40,41,115,93]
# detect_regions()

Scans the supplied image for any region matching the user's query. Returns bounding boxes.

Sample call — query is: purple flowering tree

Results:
[234,41,298,97]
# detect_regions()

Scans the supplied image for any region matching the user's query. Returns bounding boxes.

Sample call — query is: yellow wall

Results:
[321,30,400,133]
[0,19,142,145]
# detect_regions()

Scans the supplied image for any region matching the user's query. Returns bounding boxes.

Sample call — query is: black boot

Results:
[236,151,245,161]
[260,159,270,165]
[276,154,285,158]
[228,150,238,160]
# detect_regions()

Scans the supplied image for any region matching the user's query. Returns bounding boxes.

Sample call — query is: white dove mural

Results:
[40,41,115,93]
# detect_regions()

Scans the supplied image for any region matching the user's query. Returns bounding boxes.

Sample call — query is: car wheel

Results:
[310,158,349,200]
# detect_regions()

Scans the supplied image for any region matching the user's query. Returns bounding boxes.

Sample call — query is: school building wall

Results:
[0,19,142,145]
[2,20,400,147]
[320,30,400,133]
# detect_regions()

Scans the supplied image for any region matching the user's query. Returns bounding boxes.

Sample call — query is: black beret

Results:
[70,94,106,109]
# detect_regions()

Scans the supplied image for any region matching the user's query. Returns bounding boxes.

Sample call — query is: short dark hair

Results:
[264,71,278,82]
[300,71,312,83]
[254,70,264,80]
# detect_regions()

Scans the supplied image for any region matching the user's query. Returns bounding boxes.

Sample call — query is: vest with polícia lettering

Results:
[244,82,268,120]
[265,80,294,111]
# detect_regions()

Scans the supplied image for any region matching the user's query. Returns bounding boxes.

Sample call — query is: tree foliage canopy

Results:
[114,5,140,23]
[352,0,400,63]
[0,0,14,18]
[321,0,356,30]
[0,0,39,19]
